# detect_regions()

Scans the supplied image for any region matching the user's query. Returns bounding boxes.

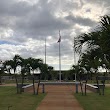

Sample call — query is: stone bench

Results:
[22,84,33,92]
[86,84,98,92]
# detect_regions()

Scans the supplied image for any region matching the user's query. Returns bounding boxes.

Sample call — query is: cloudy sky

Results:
[0,0,110,70]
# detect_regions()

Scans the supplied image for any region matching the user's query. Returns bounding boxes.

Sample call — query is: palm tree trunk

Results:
[32,74,35,95]
[36,74,41,95]
[102,71,106,95]
[84,74,88,96]
[78,74,83,95]
[102,76,105,95]
[90,72,93,82]
[0,69,3,85]
[96,72,101,95]
[21,74,24,93]
[15,73,19,94]
[80,81,83,96]
[0,75,2,85]
[0,76,2,84]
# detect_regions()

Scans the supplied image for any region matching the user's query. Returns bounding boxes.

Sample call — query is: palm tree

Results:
[13,55,22,94]
[71,64,84,95]
[27,57,36,94]
[4,55,22,93]
[79,49,105,95]
[74,15,110,66]
[3,61,12,77]
[99,15,110,67]
[19,58,29,93]
[27,57,43,95]
[34,59,43,95]
[74,15,110,95]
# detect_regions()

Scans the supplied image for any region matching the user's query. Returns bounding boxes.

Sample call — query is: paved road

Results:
[36,85,84,110]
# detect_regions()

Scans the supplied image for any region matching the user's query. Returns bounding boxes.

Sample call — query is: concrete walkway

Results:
[36,85,84,110]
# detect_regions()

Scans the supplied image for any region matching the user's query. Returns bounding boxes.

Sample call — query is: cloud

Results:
[65,14,96,27]
[0,0,110,70]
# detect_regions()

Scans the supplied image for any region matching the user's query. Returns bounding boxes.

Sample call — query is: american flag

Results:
[57,30,61,43]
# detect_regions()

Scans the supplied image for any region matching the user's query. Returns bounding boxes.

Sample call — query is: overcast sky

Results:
[0,0,110,70]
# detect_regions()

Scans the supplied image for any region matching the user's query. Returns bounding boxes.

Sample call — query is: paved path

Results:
[36,85,84,110]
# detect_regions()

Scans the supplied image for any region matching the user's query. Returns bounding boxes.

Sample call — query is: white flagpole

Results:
[58,0,61,82]
[74,38,76,81]
[59,30,61,82]
[45,37,46,64]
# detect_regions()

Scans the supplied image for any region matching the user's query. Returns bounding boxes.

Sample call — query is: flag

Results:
[57,35,61,43]
[57,30,61,43]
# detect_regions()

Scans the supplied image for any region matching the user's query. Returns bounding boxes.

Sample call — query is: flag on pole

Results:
[57,30,61,82]
[57,30,61,43]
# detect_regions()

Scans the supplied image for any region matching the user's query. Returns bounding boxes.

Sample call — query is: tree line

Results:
[0,55,76,94]
[0,55,55,94]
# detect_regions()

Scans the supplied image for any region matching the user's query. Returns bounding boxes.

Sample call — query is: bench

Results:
[86,84,98,92]
[22,84,33,92]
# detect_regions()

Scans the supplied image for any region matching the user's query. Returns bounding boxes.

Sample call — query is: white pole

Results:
[58,0,61,82]
[44,37,47,81]
[59,30,61,82]
[74,38,76,81]
[45,37,46,64]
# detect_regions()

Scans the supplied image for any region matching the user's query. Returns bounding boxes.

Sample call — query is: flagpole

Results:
[74,38,76,81]
[45,37,46,64]
[58,30,61,82]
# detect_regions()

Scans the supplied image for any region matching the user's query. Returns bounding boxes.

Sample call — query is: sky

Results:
[0,0,110,70]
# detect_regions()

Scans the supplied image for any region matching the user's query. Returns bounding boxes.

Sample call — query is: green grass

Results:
[0,86,46,110]
[74,88,110,110]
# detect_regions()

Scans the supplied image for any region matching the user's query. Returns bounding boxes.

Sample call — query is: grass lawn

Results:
[0,86,46,110]
[74,88,110,110]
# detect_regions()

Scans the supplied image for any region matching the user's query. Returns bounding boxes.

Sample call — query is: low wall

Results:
[40,81,80,85]
[22,84,33,92]
[40,82,80,93]
[22,82,80,93]
[86,84,98,92]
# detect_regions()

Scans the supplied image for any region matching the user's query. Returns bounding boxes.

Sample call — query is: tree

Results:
[48,66,54,80]
[74,15,110,95]
[0,61,4,84]
[40,64,49,80]
[27,57,43,95]
[74,15,110,68]
[71,64,84,95]
[78,49,105,95]
[4,55,22,94]
[19,58,29,93]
